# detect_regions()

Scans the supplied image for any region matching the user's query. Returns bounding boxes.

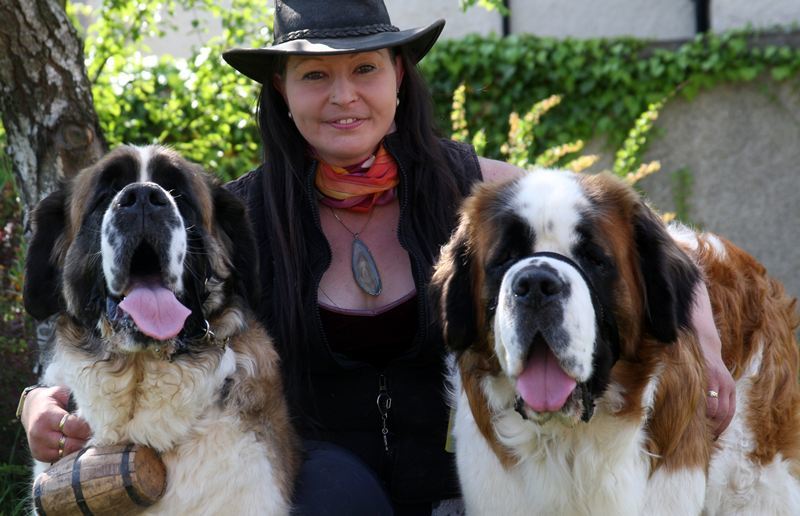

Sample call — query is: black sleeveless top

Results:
[319,292,418,368]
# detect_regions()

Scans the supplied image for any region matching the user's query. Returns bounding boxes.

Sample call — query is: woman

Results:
[20,0,735,514]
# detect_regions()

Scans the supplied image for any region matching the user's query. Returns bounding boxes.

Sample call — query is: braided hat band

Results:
[276,23,400,45]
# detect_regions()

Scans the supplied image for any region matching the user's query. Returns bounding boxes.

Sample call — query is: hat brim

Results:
[223,19,444,84]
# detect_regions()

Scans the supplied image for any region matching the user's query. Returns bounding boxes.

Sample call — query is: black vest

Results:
[228,134,482,504]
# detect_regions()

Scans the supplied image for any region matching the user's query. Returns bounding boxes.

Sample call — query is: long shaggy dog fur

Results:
[25,146,299,515]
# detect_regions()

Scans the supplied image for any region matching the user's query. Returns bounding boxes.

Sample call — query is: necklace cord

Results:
[330,206,375,239]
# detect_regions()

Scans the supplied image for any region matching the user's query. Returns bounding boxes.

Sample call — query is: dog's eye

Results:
[167,188,182,201]
[579,246,610,270]
[88,191,112,214]
[489,250,520,274]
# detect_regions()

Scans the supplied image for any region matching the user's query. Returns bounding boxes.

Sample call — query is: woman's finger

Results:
[60,413,92,441]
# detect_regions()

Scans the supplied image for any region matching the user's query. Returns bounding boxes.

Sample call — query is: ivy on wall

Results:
[422,30,800,162]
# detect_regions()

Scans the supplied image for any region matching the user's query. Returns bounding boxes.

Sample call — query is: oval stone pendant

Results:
[351,237,382,296]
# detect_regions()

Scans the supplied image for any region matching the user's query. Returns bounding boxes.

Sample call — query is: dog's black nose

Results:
[512,267,565,307]
[117,183,170,212]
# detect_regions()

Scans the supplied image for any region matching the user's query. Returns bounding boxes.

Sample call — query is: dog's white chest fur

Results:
[39,345,287,515]
[44,346,235,450]
[452,384,657,515]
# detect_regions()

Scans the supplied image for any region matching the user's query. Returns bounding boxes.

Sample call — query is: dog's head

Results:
[24,145,258,356]
[431,170,698,424]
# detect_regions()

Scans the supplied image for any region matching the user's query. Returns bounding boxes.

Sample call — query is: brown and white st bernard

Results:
[430,169,800,515]
[25,146,299,514]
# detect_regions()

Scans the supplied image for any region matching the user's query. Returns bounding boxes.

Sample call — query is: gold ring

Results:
[57,434,66,458]
[58,413,70,433]
[707,390,719,399]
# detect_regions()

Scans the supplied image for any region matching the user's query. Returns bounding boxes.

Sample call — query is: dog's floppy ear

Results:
[24,189,68,320]
[213,184,260,310]
[430,220,478,352]
[633,202,699,343]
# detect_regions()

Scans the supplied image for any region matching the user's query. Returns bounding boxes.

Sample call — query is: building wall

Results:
[713,0,800,32]
[509,0,696,40]
[639,76,800,303]
[83,1,800,58]
[386,2,501,39]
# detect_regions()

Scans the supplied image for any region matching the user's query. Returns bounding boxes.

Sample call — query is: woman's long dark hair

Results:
[256,49,464,420]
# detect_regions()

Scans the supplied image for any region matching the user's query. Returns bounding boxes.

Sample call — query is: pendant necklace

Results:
[329,206,382,297]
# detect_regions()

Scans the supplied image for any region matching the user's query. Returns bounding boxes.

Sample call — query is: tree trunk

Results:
[0,0,107,216]
[0,0,108,373]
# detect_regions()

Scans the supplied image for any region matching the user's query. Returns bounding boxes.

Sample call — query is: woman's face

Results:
[277,49,404,167]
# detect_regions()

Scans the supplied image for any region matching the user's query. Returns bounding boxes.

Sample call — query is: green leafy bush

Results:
[0,134,37,516]
[422,30,800,162]
[75,0,274,180]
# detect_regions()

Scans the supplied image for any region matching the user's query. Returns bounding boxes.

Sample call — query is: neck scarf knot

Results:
[315,144,399,213]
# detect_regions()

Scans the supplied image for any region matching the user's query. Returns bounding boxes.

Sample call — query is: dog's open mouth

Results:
[107,243,191,341]
[514,334,579,417]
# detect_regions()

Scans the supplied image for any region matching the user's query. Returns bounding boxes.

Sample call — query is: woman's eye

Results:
[355,64,376,74]
[302,71,324,80]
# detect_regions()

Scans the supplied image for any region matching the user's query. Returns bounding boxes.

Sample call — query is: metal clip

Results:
[377,374,392,453]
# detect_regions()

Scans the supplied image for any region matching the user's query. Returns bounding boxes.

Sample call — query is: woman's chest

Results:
[318,201,415,310]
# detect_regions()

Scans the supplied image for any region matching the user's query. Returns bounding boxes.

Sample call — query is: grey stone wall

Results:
[636,76,800,304]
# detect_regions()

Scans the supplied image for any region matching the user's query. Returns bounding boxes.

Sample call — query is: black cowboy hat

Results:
[223,0,445,83]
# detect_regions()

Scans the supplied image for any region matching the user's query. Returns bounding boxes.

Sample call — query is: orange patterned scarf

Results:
[315,144,399,212]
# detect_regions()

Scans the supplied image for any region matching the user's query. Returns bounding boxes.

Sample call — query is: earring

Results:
[288,111,293,119]
[396,91,400,107]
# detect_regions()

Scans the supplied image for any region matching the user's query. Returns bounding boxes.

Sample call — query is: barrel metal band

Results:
[71,446,94,516]
[33,479,47,516]
[121,443,148,506]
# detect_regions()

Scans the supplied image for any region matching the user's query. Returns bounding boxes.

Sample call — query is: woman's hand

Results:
[692,283,736,438]
[21,385,91,462]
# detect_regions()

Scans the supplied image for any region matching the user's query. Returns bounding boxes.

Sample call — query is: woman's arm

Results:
[478,156,524,183]
[692,282,736,438]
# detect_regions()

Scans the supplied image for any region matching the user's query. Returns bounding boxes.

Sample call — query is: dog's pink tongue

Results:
[118,278,191,340]
[516,343,577,412]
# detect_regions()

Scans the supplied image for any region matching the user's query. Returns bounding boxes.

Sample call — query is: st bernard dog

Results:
[430,169,800,515]
[24,146,299,514]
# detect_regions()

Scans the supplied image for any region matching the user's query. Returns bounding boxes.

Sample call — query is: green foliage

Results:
[458,84,663,185]
[459,0,508,15]
[422,30,800,162]
[610,97,665,184]
[0,435,30,516]
[671,167,695,223]
[0,131,37,516]
[71,0,272,180]
[501,94,562,167]
[450,83,487,155]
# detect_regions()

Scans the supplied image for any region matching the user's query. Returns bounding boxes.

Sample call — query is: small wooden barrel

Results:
[33,444,166,516]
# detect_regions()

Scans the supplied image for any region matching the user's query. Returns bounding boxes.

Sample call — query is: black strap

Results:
[120,443,149,506]
[71,447,94,516]
[530,251,604,317]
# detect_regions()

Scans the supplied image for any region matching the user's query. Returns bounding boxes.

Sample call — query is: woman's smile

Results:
[326,117,365,129]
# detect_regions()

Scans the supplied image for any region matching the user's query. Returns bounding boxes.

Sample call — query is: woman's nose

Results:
[330,77,358,105]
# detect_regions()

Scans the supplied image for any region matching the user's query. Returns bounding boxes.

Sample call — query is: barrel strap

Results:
[33,478,47,516]
[71,447,94,516]
[120,443,149,506]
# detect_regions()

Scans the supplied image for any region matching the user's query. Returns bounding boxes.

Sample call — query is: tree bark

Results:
[0,0,107,215]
